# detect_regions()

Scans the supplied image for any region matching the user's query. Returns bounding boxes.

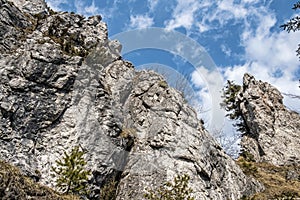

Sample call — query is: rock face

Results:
[8,0,47,15]
[239,74,300,166]
[0,0,262,199]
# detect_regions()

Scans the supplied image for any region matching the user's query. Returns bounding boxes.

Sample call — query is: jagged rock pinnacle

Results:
[240,73,300,165]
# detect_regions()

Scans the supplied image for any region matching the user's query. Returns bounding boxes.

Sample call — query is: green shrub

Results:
[144,174,195,200]
[51,146,91,195]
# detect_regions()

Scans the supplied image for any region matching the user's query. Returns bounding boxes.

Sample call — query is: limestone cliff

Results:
[239,74,300,166]
[0,0,262,199]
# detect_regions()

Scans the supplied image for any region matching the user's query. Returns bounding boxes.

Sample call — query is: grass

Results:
[0,160,79,200]
[237,157,300,199]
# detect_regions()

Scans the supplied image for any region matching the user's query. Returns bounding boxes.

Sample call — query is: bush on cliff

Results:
[51,146,91,195]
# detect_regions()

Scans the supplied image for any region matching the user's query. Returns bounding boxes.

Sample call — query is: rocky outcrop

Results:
[0,0,262,199]
[239,74,300,166]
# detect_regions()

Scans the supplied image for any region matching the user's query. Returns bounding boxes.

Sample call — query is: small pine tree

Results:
[220,80,248,133]
[51,146,91,195]
[220,80,242,120]
[144,174,195,200]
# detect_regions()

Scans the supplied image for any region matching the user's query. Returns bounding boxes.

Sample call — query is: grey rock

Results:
[239,73,300,166]
[0,0,35,54]
[114,70,262,199]
[8,0,47,15]
[0,0,263,199]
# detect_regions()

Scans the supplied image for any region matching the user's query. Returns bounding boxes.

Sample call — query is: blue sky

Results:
[45,0,300,135]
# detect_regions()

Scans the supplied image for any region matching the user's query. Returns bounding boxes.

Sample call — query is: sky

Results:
[45,0,300,154]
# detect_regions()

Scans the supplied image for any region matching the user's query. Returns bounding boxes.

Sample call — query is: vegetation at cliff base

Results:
[144,174,195,200]
[0,160,79,199]
[237,154,300,199]
[51,146,91,195]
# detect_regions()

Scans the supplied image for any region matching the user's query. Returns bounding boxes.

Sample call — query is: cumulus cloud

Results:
[129,15,154,29]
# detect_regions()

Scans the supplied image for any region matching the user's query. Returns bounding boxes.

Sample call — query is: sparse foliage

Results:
[211,127,241,158]
[51,146,90,195]
[144,174,195,200]
[281,1,300,59]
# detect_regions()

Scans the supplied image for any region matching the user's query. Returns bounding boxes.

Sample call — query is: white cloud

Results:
[217,0,248,19]
[244,31,300,72]
[129,15,154,29]
[221,44,232,57]
[74,0,98,16]
[45,0,68,11]
[223,63,249,84]
[241,0,259,3]
[165,0,201,31]
[191,66,225,131]
[96,0,120,20]
[196,22,210,33]
[84,1,98,15]
[148,0,159,12]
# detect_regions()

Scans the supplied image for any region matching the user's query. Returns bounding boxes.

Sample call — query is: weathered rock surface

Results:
[8,0,47,15]
[0,0,262,199]
[0,0,35,54]
[239,74,300,166]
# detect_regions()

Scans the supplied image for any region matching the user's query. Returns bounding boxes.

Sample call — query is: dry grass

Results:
[0,160,80,200]
[237,157,300,199]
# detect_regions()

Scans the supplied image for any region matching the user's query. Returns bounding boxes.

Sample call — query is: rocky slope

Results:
[0,0,264,199]
[238,74,300,166]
